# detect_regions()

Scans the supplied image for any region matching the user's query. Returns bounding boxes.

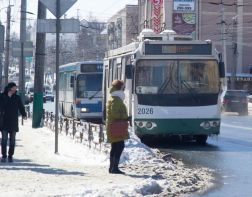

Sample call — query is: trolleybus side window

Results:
[121,57,126,81]
[59,73,66,90]
[109,62,113,88]
[113,59,117,80]
[117,63,122,80]
[66,72,72,91]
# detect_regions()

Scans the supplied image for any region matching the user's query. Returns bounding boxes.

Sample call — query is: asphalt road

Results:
[159,112,252,197]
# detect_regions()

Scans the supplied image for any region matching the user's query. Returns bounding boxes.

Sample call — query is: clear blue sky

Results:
[0,0,138,33]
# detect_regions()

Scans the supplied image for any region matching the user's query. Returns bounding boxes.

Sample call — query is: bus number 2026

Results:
[137,108,154,115]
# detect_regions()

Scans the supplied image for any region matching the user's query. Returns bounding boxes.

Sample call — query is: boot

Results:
[111,158,125,174]
[109,157,114,173]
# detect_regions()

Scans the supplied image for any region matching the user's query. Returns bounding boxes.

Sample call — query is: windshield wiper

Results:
[158,78,170,94]
[89,90,101,100]
[181,80,199,103]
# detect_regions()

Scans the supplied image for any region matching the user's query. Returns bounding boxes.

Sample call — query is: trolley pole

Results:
[32,2,46,128]
[55,0,61,154]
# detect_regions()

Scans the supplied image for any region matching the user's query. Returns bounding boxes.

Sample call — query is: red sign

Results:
[152,0,163,33]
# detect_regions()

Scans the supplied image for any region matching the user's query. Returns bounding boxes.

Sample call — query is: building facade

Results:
[138,0,252,75]
[107,5,139,50]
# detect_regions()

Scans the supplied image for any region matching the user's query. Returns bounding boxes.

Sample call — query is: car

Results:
[45,91,54,102]
[222,90,249,115]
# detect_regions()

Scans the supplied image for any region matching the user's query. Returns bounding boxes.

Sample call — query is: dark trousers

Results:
[109,141,125,171]
[1,130,16,158]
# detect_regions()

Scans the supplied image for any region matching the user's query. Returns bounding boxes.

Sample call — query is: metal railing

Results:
[25,105,107,151]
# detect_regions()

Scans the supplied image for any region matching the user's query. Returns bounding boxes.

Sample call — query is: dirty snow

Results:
[0,119,213,196]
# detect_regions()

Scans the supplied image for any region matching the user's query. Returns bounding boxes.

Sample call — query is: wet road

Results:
[160,113,252,197]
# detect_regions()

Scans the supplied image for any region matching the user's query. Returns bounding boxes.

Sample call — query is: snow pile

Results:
[0,120,213,196]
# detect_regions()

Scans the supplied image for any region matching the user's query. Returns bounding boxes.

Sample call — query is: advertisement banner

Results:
[151,0,163,33]
[172,13,196,39]
[174,0,195,11]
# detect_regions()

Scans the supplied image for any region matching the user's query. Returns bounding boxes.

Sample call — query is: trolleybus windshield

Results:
[135,59,219,94]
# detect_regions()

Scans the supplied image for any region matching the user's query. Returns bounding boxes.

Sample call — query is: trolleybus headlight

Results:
[81,108,89,113]
[138,122,144,127]
[145,122,153,129]
[201,121,211,129]
[212,121,218,127]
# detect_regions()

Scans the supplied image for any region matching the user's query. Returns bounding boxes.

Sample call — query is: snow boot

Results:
[8,156,13,162]
[1,157,6,162]
[109,157,114,173]
[111,158,125,174]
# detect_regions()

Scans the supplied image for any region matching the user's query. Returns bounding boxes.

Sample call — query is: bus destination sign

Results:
[81,64,103,72]
[145,44,212,55]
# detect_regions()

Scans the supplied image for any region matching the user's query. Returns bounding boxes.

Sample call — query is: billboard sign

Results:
[172,13,196,39]
[174,0,195,11]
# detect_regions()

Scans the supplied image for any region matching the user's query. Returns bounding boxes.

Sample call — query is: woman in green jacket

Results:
[106,80,129,174]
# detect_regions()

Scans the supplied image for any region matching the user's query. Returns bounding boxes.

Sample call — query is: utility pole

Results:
[32,1,46,128]
[19,0,27,102]
[231,1,238,89]
[4,4,11,86]
[55,0,61,153]
[220,0,227,75]
[0,22,4,91]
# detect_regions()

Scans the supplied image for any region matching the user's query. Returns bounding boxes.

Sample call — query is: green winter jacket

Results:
[106,90,129,143]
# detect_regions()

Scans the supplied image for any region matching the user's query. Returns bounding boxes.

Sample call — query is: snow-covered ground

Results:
[0,120,213,196]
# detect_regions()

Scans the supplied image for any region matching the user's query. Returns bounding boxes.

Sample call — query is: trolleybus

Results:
[103,29,225,144]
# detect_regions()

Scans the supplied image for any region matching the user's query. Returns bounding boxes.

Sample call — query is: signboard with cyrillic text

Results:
[174,0,195,11]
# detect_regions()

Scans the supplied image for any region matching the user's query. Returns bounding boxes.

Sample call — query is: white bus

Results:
[103,29,225,144]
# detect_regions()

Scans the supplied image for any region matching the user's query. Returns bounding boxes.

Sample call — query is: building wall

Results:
[138,0,252,75]
[107,5,138,50]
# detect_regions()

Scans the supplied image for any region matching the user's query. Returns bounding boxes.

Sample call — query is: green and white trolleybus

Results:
[103,29,225,144]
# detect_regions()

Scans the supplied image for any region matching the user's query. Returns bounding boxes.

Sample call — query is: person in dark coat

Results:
[1,82,27,162]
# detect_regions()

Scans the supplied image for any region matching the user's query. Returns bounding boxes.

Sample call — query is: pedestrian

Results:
[1,82,27,162]
[106,79,129,174]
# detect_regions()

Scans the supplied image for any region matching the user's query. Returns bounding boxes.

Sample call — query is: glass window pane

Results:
[77,74,102,98]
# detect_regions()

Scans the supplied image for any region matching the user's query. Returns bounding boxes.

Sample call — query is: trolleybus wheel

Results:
[196,135,208,145]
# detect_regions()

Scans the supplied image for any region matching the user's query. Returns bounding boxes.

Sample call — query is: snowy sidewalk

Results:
[0,120,213,197]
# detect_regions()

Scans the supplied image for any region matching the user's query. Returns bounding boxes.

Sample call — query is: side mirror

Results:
[126,65,133,79]
[70,76,74,87]
[219,61,225,78]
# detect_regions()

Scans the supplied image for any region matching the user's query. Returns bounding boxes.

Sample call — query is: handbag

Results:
[109,121,128,138]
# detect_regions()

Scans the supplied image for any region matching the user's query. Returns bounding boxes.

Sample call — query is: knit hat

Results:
[110,80,124,93]
[112,80,124,90]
